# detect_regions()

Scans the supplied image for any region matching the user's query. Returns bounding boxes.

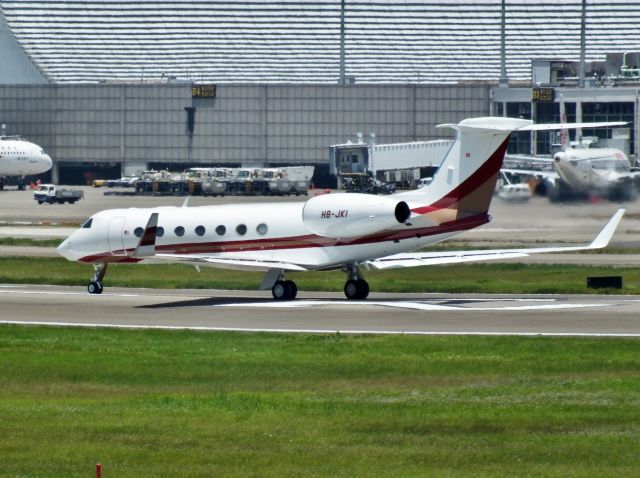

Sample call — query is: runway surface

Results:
[1,284,639,337]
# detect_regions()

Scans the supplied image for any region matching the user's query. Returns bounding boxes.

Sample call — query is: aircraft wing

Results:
[366,208,624,270]
[151,253,309,272]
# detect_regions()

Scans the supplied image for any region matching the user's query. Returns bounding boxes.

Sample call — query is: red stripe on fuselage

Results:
[78,212,489,263]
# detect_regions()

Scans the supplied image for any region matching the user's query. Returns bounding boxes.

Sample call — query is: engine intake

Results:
[302,193,411,238]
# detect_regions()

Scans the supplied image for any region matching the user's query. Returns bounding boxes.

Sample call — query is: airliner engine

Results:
[302,193,411,238]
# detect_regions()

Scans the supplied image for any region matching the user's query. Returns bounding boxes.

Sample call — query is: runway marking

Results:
[2,319,640,337]
[0,287,623,312]
[0,289,142,298]
[215,299,611,312]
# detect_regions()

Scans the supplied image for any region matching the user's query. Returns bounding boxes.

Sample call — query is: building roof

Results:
[2,0,640,84]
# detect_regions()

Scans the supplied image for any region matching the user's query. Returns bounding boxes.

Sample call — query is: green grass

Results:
[0,326,639,477]
[0,237,62,247]
[0,256,639,294]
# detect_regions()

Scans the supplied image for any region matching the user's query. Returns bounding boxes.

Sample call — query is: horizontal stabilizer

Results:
[518,121,628,131]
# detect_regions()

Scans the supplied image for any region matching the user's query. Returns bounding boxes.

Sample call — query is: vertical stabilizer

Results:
[558,94,569,150]
[413,117,531,218]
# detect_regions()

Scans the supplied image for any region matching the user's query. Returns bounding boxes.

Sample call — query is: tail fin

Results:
[558,93,569,150]
[416,117,530,217]
[408,116,627,220]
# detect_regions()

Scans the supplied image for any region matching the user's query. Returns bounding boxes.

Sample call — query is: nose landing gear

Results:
[88,263,107,294]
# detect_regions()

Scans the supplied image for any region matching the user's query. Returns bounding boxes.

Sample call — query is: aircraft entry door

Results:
[107,216,127,256]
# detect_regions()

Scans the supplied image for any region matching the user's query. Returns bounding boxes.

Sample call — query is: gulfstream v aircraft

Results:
[0,136,53,189]
[57,117,625,300]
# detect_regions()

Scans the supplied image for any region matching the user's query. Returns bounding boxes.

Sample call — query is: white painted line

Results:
[0,289,142,297]
[215,300,610,311]
[1,319,640,338]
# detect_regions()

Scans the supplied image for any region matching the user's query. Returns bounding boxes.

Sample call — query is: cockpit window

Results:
[81,218,93,229]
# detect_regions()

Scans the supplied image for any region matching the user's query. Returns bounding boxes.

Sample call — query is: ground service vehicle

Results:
[34,184,84,204]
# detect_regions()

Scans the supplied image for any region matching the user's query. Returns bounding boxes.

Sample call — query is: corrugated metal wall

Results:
[0,83,490,168]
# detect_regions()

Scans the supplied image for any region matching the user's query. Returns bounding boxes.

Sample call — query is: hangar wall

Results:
[0,84,490,184]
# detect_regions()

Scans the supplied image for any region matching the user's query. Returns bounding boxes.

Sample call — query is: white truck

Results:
[34,184,84,204]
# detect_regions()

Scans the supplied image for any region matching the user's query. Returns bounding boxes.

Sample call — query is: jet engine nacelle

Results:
[302,193,411,238]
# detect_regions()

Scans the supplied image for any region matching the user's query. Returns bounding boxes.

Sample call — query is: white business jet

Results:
[0,136,53,189]
[57,117,625,300]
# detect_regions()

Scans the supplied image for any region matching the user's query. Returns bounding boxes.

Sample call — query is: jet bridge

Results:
[329,138,453,189]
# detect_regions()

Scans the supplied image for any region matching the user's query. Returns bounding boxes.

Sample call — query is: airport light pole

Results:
[339,0,346,85]
[499,0,508,87]
[579,0,586,88]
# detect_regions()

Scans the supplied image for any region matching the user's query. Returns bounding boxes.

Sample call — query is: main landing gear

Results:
[343,264,369,300]
[269,265,370,301]
[271,278,298,300]
[88,263,107,294]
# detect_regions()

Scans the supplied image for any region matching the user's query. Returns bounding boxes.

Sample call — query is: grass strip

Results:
[0,256,638,294]
[0,237,62,247]
[0,327,639,477]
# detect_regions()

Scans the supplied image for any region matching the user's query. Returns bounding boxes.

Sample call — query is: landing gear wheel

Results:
[272,280,297,300]
[88,281,103,294]
[344,279,369,300]
[284,280,297,300]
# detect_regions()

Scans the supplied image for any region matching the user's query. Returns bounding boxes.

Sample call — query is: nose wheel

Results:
[272,280,297,300]
[88,263,108,295]
[88,281,104,294]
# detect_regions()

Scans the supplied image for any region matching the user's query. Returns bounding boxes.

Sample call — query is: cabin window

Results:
[81,218,93,229]
[134,227,144,238]
[236,224,247,235]
[215,225,226,236]
[156,226,164,237]
[195,225,205,236]
[174,226,185,237]
[256,223,268,235]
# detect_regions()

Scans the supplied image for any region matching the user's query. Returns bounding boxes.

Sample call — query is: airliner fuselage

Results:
[0,137,52,177]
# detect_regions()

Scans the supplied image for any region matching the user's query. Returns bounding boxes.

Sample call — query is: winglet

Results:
[133,212,159,257]
[587,208,625,250]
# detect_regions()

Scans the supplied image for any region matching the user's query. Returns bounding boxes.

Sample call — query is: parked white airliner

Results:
[0,136,52,188]
[57,117,625,300]
[503,97,635,201]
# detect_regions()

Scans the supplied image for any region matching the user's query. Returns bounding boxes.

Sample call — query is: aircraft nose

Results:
[57,237,74,261]
[44,154,53,169]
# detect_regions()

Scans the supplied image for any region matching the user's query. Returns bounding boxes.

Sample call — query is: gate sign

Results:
[532,87,554,103]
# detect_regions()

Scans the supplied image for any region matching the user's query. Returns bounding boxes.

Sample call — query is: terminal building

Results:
[2,1,640,185]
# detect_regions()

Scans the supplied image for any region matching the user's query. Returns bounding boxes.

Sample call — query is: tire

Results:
[284,280,297,300]
[344,279,369,300]
[88,281,103,294]
[272,280,296,300]
[344,280,359,299]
